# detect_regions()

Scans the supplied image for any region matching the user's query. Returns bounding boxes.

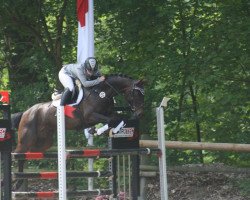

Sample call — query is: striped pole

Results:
[13,189,112,199]
[12,171,112,179]
[57,106,66,200]
[12,148,160,160]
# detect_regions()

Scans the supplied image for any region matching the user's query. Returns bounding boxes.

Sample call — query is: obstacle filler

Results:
[108,119,141,200]
[0,91,12,200]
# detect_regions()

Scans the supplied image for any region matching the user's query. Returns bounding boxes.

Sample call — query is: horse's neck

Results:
[107,77,131,93]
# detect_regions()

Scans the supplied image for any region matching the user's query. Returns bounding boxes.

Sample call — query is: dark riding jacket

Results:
[62,63,102,87]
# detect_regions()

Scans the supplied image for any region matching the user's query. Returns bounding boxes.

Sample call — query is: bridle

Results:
[128,83,144,112]
[104,80,144,112]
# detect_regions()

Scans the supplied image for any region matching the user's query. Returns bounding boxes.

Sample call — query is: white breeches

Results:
[59,68,74,91]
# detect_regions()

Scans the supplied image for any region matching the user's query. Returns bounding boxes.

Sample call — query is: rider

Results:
[59,57,105,105]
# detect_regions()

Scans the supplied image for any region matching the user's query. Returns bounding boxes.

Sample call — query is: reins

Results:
[104,80,121,96]
[104,79,144,112]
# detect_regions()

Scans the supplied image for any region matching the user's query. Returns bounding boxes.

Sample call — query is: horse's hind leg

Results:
[14,140,29,190]
[30,133,54,152]
[12,160,27,191]
[13,140,27,191]
[13,122,38,191]
[13,135,29,191]
[14,117,39,153]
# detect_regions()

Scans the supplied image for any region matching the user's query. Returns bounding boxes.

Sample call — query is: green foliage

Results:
[0,68,9,90]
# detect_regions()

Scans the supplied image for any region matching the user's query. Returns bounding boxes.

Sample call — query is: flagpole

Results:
[88,0,94,57]
[77,0,95,191]
[77,0,94,63]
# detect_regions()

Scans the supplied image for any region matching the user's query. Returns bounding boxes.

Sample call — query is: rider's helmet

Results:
[84,57,98,75]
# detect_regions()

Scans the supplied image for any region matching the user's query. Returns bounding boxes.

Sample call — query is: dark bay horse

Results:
[13,74,144,153]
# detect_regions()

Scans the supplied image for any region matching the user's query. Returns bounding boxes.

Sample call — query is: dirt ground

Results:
[146,170,250,200]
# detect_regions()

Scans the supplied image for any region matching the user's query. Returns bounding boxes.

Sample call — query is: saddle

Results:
[51,80,84,107]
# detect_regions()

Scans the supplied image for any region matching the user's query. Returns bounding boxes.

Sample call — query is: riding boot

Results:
[60,88,72,106]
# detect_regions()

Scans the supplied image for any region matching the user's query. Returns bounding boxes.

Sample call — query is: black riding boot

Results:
[60,88,72,106]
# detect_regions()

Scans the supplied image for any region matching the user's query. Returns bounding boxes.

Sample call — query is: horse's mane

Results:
[106,74,134,80]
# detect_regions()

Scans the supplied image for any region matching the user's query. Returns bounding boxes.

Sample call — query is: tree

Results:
[0,0,76,110]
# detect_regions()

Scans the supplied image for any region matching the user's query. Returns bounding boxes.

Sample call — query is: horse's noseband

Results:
[134,85,144,96]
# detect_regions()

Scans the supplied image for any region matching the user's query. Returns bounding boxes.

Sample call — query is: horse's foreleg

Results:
[87,112,113,125]
[96,124,109,135]
[88,111,123,124]
[87,112,124,135]
[96,120,125,135]
[84,113,112,136]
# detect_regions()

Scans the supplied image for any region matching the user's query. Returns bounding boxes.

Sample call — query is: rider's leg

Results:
[60,88,73,106]
[59,69,74,105]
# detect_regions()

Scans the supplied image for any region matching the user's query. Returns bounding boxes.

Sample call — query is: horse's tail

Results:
[11,112,23,130]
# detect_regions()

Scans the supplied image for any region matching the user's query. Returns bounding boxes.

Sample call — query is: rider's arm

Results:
[76,67,102,87]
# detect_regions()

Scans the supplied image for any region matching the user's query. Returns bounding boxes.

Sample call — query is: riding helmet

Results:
[84,57,98,73]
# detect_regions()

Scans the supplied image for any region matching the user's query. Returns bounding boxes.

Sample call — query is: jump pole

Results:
[140,140,250,152]
[57,106,67,200]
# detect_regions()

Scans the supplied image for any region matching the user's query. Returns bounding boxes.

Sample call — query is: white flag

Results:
[77,0,94,63]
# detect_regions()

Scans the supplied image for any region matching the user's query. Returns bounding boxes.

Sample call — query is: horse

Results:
[11,74,144,190]
[13,74,144,154]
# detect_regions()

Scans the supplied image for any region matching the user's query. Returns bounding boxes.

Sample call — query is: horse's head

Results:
[123,79,145,118]
[105,75,145,118]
